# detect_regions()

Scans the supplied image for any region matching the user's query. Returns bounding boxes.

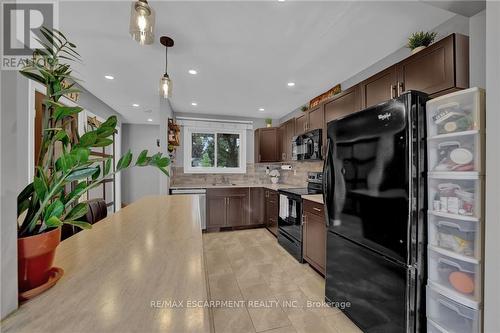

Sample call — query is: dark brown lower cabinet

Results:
[303,199,326,275]
[250,187,264,225]
[206,188,249,228]
[264,189,279,237]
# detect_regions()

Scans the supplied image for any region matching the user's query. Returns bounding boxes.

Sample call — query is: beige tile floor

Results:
[202,228,362,333]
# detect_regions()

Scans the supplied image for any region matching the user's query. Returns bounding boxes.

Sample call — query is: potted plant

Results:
[17,27,170,297]
[300,105,308,112]
[269,169,280,184]
[407,31,438,55]
[265,118,272,128]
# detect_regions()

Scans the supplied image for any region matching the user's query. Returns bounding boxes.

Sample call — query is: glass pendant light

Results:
[160,36,174,99]
[129,0,155,45]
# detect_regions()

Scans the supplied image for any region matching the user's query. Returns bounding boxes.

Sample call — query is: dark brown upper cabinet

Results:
[360,66,398,109]
[295,113,308,136]
[295,105,324,136]
[398,33,469,98]
[255,127,280,163]
[324,85,361,125]
[361,33,469,109]
[280,118,295,161]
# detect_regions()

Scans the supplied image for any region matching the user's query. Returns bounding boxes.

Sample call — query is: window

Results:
[184,127,246,173]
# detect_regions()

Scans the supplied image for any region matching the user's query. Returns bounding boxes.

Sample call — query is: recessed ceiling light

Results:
[287,82,295,87]
[258,108,265,111]
[188,69,198,75]
[147,118,153,122]
[278,0,285,2]
[191,102,198,106]
[104,75,114,80]
[132,103,139,107]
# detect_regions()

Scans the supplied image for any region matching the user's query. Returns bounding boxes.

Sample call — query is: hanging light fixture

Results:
[129,0,155,45]
[160,36,174,99]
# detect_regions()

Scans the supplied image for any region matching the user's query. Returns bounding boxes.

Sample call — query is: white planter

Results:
[270,177,279,184]
[411,45,427,55]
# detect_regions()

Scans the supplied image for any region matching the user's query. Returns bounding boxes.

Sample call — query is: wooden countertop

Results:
[2,195,212,333]
[302,194,324,204]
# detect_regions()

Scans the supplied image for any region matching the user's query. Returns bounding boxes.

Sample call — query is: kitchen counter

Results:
[1,196,212,333]
[302,194,324,204]
[170,183,298,191]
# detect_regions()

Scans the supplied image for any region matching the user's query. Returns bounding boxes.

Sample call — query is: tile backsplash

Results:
[170,161,323,187]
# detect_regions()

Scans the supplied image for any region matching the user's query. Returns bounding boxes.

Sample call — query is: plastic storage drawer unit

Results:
[427,132,482,173]
[428,213,480,259]
[426,285,480,333]
[428,174,482,220]
[426,87,485,137]
[428,247,481,302]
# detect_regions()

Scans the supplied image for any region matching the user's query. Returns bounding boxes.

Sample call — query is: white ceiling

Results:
[60,1,454,124]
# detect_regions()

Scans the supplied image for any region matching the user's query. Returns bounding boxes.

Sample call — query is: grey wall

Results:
[279,14,470,124]
[121,124,161,204]
[172,112,279,167]
[469,10,486,88]
[1,72,30,319]
[484,2,500,332]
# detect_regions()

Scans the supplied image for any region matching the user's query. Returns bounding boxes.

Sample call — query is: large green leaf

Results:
[71,147,90,163]
[66,167,99,181]
[104,158,112,175]
[43,199,64,222]
[116,150,132,170]
[99,116,117,130]
[78,131,98,147]
[64,220,92,230]
[65,203,87,221]
[135,150,148,166]
[53,105,83,121]
[33,177,47,201]
[55,153,75,172]
[91,165,101,181]
[96,127,115,139]
[93,138,113,147]
[45,216,63,228]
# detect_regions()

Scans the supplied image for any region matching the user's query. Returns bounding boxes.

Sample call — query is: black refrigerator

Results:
[322,91,427,333]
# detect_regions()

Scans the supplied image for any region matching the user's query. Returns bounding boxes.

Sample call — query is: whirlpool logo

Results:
[378,112,391,121]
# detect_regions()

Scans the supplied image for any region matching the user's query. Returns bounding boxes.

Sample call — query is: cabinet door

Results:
[361,66,398,109]
[207,195,226,227]
[295,114,307,136]
[325,86,360,124]
[285,119,295,161]
[303,210,326,275]
[265,190,279,237]
[278,124,286,161]
[249,187,264,225]
[225,188,249,227]
[308,105,324,131]
[398,34,466,96]
[258,128,279,162]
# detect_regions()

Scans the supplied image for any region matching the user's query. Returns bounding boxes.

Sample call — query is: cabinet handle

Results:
[398,81,404,96]
[390,84,395,99]
[313,207,322,212]
[302,214,306,225]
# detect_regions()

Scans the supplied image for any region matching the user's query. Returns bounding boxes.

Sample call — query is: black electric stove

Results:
[277,172,323,262]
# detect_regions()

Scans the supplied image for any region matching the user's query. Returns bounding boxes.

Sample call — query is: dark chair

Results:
[61,199,108,241]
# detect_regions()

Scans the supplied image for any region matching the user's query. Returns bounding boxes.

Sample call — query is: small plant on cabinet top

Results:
[265,118,272,127]
[407,31,437,50]
[17,27,170,237]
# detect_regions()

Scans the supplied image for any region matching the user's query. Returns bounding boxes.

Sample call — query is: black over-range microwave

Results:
[291,128,322,160]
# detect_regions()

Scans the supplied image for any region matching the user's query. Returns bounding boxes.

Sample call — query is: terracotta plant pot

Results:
[18,227,61,292]
[411,45,427,55]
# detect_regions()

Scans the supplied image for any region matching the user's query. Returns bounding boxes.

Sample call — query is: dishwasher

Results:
[169,188,206,230]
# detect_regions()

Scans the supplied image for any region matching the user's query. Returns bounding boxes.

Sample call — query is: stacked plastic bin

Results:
[425,87,485,333]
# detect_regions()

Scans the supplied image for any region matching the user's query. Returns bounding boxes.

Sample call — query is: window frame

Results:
[183,126,246,174]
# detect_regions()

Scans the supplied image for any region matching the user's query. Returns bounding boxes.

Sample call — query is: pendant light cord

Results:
[165,46,168,75]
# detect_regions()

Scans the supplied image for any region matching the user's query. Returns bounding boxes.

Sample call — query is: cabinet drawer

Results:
[303,199,324,216]
[207,187,248,197]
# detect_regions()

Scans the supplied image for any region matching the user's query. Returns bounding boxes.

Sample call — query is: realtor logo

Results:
[1,1,58,70]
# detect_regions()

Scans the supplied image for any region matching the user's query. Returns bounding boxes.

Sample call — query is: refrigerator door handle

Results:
[322,138,332,227]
